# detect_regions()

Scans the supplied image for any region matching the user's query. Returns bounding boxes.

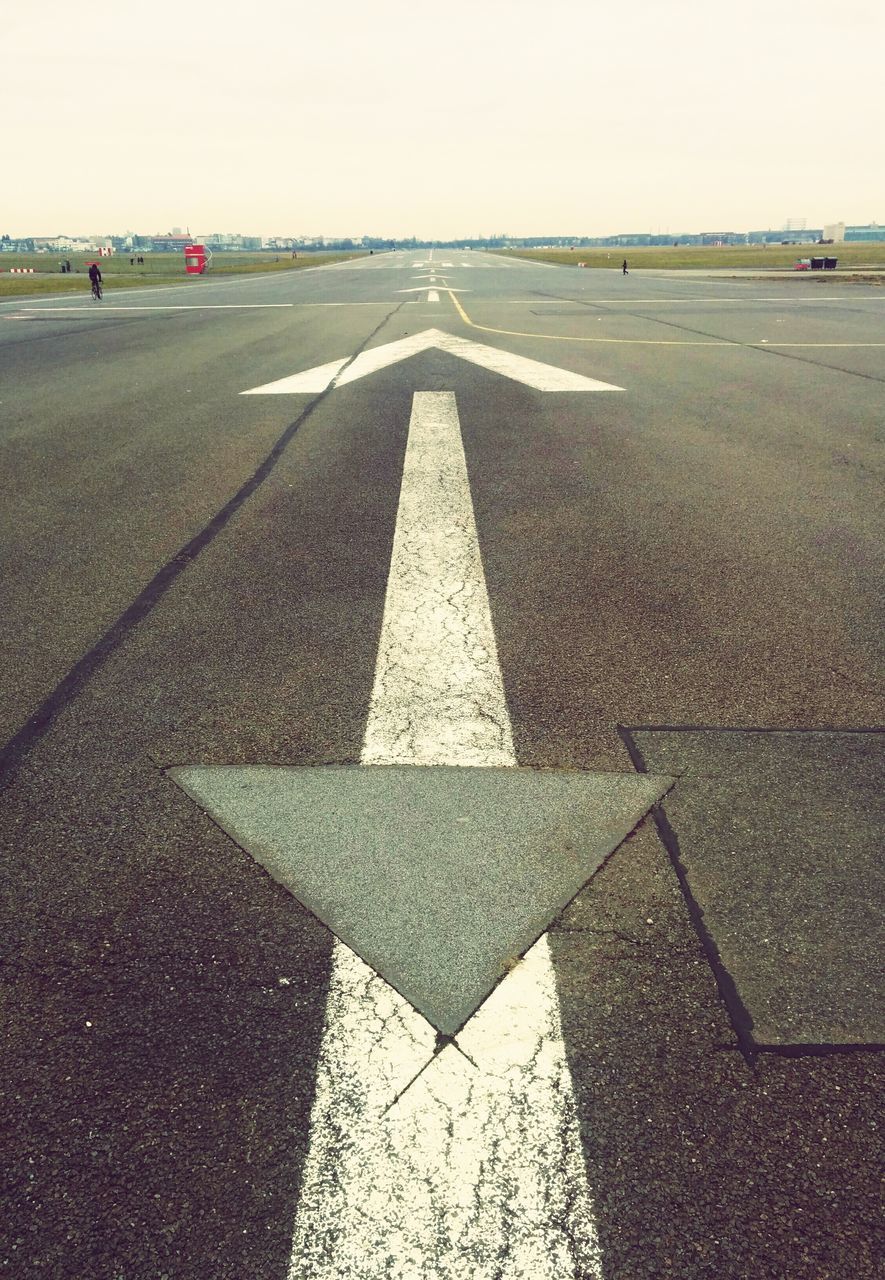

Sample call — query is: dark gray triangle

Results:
[170,764,672,1034]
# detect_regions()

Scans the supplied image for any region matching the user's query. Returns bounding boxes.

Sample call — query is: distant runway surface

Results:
[1,252,882,1279]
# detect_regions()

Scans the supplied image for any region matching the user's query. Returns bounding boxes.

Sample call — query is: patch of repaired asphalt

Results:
[625,728,884,1046]
[169,763,671,1034]
[551,819,882,1280]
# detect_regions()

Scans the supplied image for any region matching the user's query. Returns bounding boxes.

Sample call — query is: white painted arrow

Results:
[241,328,624,395]
[282,390,622,1275]
[175,386,663,1274]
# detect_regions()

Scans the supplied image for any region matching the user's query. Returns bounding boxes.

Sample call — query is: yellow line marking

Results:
[445,290,885,349]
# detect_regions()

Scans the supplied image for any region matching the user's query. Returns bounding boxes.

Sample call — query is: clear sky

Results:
[3,0,882,240]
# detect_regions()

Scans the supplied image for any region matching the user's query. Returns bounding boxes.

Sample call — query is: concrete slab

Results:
[169,763,671,1034]
[628,729,884,1046]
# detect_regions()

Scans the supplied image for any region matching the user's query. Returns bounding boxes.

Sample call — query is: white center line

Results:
[287,392,603,1279]
[16,303,296,312]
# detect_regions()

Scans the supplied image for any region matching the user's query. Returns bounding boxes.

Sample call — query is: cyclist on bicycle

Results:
[88,262,103,300]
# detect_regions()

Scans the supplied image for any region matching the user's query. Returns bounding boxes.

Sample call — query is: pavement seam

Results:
[623,722,885,736]
[752,1040,885,1058]
[617,725,759,1065]
[0,299,409,794]
[530,288,885,381]
[618,723,885,1061]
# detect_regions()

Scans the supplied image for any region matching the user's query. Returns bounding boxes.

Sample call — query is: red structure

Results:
[184,244,210,274]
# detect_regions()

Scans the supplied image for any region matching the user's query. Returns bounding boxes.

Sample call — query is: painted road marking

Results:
[427,290,439,303]
[172,353,665,1267]
[241,357,349,394]
[446,291,885,348]
[360,393,517,768]
[241,329,624,394]
[13,304,296,312]
[286,390,605,1278]
[500,297,874,305]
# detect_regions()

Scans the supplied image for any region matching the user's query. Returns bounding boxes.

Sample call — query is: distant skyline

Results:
[7,214,881,240]
[4,0,882,241]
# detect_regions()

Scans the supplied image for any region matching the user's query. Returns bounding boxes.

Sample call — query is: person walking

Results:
[622,259,628,275]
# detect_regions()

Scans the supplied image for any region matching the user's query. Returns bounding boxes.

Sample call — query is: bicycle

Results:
[91,279,103,301]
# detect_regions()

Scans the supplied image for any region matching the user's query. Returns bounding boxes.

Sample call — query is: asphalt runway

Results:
[1,252,882,1278]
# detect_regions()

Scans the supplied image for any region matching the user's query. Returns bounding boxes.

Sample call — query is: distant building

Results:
[201,233,262,251]
[747,228,822,244]
[844,223,883,242]
[29,235,81,251]
[149,235,192,252]
[820,222,884,243]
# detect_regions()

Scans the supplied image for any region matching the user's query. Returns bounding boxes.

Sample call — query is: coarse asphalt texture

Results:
[1,252,882,1278]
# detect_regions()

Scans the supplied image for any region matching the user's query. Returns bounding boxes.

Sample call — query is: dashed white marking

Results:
[427,290,439,302]
[287,391,603,1278]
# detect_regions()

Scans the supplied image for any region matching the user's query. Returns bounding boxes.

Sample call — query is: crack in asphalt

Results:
[531,287,885,383]
[0,299,410,792]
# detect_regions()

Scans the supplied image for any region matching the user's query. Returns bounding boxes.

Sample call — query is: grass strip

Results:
[493,244,885,271]
[0,251,368,297]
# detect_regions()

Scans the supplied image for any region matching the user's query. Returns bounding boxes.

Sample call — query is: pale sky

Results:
[3,0,882,240]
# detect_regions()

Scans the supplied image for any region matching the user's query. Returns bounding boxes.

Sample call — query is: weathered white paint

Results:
[240,357,348,394]
[241,329,624,395]
[361,392,514,769]
[17,303,297,312]
[287,391,603,1278]
[427,289,439,302]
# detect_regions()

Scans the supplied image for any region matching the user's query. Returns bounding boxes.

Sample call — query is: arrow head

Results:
[241,329,625,394]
